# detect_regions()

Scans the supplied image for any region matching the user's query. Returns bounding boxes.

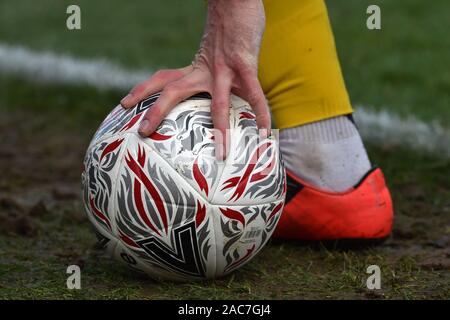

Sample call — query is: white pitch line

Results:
[355,108,450,158]
[0,43,149,90]
[1,43,449,158]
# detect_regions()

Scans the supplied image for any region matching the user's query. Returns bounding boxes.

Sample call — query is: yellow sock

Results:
[259,0,353,129]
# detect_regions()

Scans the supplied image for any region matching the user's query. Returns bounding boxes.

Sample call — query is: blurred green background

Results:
[1,0,449,122]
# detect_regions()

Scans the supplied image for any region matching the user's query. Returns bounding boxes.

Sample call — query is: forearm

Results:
[200,0,266,71]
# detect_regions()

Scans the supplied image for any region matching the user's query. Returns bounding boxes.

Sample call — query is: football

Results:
[81,93,286,281]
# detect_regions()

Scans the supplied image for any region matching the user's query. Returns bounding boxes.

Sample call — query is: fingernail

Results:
[215,145,225,162]
[215,148,223,161]
[120,94,132,106]
[138,120,151,136]
[259,128,271,139]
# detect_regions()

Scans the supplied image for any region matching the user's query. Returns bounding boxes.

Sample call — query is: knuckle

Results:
[212,96,229,108]
[240,66,257,79]
[213,60,228,73]
[247,89,264,105]
[231,54,255,74]
[163,82,181,96]
[149,105,164,119]
[211,100,229,114]
[255,113,271,128]
[153,69,168,79]
[256,112,270,123]
[131,82,147,95]
[229,52,245,66]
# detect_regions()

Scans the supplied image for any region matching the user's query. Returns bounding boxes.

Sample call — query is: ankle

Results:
[279,115,371,192]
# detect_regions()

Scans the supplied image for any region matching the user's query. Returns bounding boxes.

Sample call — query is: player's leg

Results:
[259,0,393,241]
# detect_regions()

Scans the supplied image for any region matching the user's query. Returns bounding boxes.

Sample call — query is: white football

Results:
[81,92,286,281]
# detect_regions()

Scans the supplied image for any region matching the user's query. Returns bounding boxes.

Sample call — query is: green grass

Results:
[0,0,449,299]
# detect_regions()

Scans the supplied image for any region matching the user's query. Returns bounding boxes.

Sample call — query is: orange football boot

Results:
[273,167,394,243]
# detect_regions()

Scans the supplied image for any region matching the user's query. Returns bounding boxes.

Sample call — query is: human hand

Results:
[120,0,270,160]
